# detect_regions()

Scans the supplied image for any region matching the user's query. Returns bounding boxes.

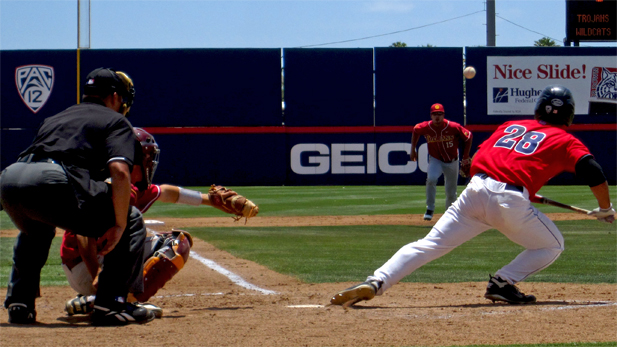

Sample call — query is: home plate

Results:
[287,304,324,308]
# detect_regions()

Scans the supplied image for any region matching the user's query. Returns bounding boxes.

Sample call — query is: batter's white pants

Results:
[425,156,459,211]
[369,174,564,294]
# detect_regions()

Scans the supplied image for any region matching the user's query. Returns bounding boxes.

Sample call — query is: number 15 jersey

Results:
[470,119,591,198]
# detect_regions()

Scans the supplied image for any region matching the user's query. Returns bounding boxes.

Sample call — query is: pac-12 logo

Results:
[493,87,509,103]
[15,65,55,113]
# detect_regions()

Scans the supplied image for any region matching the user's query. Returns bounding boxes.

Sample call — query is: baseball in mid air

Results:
[464,66,476,79]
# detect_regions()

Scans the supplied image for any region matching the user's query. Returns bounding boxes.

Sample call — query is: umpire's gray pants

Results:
[0,162,145,309]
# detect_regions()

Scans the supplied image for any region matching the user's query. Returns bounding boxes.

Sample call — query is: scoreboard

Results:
[566,0,617,42]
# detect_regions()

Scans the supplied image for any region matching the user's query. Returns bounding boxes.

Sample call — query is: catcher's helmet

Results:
[115,70,135,115]
[534,85,575,126]
[134,127,160,190]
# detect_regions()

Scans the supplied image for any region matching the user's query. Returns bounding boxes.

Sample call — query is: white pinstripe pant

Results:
[369,174,564,294]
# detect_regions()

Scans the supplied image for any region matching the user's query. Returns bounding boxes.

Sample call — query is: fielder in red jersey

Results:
[412,118,472,163]
[410,103,473,220]
[330,85,614,307]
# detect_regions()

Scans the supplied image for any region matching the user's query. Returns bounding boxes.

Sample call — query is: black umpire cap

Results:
[83,67,135,111]
[84,67,134,99]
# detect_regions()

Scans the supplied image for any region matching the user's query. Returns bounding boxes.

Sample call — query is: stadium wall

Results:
[2,48,614,186]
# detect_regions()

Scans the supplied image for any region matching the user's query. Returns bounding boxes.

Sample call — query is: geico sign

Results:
[290,143,428,175]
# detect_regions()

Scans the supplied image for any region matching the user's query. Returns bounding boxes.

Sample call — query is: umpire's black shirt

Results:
[20,100,138,206]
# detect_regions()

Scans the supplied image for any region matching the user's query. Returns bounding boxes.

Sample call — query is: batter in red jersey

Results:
[330,85,614,307]
[410,103,473,221]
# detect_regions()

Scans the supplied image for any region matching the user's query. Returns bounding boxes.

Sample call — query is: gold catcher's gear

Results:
[131,230,193,302]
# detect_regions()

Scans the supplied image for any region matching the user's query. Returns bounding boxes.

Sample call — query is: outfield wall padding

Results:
[2,47,615,186]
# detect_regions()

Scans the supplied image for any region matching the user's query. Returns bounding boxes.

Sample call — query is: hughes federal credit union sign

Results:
[486,56,617,116]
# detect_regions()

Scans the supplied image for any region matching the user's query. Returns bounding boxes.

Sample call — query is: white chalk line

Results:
[189,250,279,295]
[153,292,282,299]
[401,301,617,320]
[538,300,617,311]
[287,304,325,308]
[152,292,225,299]
[285,301,617,312]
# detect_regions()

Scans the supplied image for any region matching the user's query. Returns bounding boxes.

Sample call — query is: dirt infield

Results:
[1,213,615,347]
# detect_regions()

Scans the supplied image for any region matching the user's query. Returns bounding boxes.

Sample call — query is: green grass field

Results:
[1,185,615,285]
[0,185,615,347]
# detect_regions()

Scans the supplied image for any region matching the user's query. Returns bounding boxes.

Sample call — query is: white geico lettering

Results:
[290,143,428,175]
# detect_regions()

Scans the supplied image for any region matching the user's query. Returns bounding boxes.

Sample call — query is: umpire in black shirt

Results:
[0,68,154,325]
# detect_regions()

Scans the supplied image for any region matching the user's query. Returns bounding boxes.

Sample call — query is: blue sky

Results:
[1,0,615,50]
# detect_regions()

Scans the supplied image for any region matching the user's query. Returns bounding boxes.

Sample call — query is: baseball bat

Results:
[536,195,591,215]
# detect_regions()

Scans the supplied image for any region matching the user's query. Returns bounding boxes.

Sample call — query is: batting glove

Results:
[588,203,615,223]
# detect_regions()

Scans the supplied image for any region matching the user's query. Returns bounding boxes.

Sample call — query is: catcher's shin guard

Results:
[131,230,193,302]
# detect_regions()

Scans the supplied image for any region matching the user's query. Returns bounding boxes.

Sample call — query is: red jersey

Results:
[130,184,161,214]
[470,119,591,198]
[61,184,162,265]
[413,119,472,162]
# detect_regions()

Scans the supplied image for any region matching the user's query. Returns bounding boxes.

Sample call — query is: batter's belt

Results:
[475,173,524,193]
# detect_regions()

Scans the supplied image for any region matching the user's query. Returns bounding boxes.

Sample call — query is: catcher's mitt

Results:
[459,158,472,178]
[208,185,259,223]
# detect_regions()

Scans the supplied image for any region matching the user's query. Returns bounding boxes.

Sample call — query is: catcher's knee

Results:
[132,230,193,302]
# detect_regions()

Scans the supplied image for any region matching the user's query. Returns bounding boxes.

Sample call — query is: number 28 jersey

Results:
[470,119,591,198]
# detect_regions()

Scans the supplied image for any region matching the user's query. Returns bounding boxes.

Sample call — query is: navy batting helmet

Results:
[534,85,575,126]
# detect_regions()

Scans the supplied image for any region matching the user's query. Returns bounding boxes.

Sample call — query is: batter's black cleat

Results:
[330,280,381,307]
[423,209,434,221]
[65,294,94,316]
[91,301,155,326]
[7,303,36,324]
[484,275,536,304]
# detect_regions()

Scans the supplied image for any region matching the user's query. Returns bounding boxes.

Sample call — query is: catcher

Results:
[62,128,258,317]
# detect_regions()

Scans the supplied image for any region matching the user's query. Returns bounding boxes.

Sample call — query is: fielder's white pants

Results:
[369,174,564,295]
[425,156,459,211]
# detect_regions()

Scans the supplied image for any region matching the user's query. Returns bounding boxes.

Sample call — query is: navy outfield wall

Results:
[283,48,374,127]
[79,48,283,127]
[374,47,464,126]
[2,48,615,186]
[140,124,615,186]
[1,50,78,171]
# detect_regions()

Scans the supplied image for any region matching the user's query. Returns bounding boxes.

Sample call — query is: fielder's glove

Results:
[587,203,615,223]
[459,158,472,178]
[208,185,259,223]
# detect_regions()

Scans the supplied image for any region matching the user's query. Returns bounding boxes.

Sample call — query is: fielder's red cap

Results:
[430,103,445,114]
